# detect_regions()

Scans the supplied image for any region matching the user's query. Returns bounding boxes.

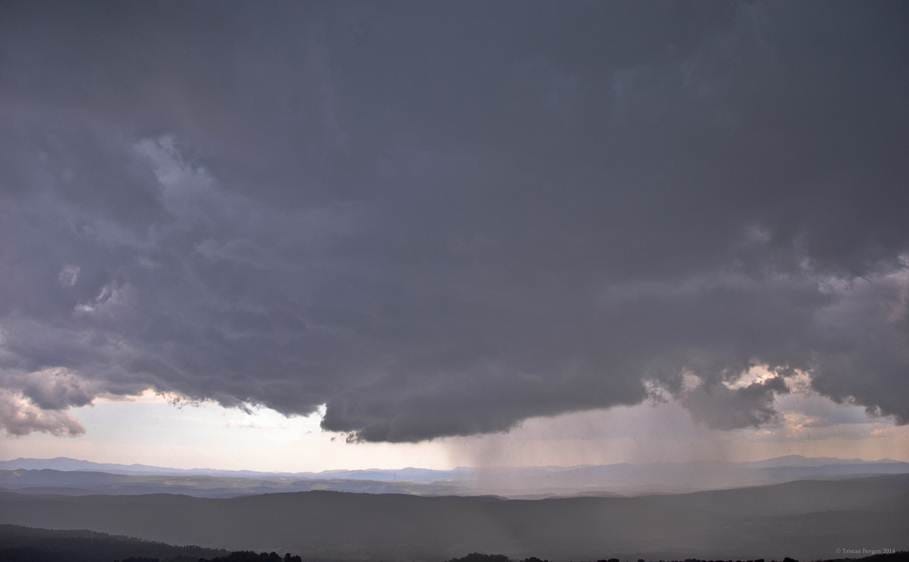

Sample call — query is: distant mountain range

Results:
[0,468,463,498]
[742,454,901,468]
[1,455,908,497]
[2,475,908,560]
[0,457,468,482]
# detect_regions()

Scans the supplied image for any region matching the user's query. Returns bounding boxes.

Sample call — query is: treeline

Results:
[450,553,909,562]
[199,553,303,562]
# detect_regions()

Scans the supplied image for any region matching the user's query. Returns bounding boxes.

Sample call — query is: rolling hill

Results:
[2,456,907,497]
[1,475,907,560]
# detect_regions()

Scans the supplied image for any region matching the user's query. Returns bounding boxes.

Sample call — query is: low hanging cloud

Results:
[682,377,790,431]
[0,2,908,440]
[0,390,84,437]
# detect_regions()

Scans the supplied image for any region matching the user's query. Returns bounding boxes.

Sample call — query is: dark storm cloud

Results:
[1,1,908,440]
[682,376,789,431]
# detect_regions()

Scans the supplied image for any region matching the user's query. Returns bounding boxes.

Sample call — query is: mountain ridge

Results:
[1,454,904,479]
[1,474,907,560]
[3,456,909,498]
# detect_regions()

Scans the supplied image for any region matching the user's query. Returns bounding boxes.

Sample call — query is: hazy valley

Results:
[2,455,908,498]
[1,458,908,561]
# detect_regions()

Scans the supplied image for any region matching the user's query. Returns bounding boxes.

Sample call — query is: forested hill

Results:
[0,525,304,562]
[0,524,222,561]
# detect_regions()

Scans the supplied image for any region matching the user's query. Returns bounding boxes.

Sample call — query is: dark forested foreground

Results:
[448,553,909,562]
[0,527,906,562]
[0,525,302,562]
[1,476,908,560]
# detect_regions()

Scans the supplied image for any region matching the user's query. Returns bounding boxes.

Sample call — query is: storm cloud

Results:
[1,1,908,441]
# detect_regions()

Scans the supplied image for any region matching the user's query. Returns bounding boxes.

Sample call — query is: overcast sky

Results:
[1,1,908,469]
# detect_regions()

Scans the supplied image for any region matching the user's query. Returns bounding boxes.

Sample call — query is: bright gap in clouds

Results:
[0,390,452,471]
[3,383,908,472]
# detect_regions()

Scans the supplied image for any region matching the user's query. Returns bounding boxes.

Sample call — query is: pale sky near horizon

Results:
[4,382,908,472]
